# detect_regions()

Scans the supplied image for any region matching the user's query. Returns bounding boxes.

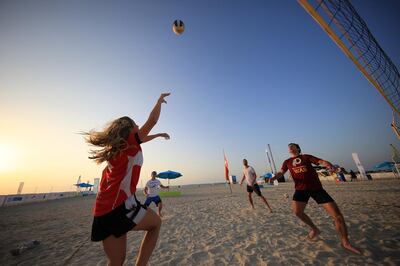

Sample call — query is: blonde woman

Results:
[85,93,170,266]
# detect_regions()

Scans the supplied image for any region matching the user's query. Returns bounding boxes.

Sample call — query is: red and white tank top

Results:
[93,131,143,217]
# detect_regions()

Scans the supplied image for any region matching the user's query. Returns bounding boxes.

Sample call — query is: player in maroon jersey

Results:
[271,143,361,254]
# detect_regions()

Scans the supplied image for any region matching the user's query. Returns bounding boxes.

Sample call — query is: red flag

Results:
[224,152,230,182]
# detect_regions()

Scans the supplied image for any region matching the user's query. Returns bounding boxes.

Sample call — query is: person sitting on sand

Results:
[270,143,361,254]
[86,93,171,266]
[240,159,273,212]
[349,170,357,182]
[144,171,169,217]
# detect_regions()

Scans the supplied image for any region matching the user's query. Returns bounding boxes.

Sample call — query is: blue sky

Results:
[0,0,399,192]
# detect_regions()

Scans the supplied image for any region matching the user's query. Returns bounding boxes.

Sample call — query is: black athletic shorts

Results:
[293,189,334,204]
[247,184,262,196]
[91,194,147,242]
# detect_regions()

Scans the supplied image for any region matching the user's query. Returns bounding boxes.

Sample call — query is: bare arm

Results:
[144,186,148,195]
[141,133,170,143]
[271,161,288,182]
[138,93,170,141]
[160,184,169,189]
[318,159,334,170]
[252,169,257,185]
[240,174,245,185]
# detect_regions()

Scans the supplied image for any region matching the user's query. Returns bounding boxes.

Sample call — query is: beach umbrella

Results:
[156,170,182,189]
[75,182,93,188]
[261,172,273,179]
[374,161,395,170]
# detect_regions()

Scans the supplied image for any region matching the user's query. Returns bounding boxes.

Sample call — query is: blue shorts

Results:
[144,196,162,207]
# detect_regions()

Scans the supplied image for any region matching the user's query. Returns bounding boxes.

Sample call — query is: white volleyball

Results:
[172,20,185,35]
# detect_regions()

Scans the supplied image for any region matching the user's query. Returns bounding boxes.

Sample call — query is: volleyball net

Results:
[298,0,400,116]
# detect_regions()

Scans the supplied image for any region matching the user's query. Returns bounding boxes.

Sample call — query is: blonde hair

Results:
[83,116,136,164]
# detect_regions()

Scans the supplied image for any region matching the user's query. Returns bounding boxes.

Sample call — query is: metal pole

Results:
[265,150,273,173]
[268,144,278,173]
[392,159,400,178]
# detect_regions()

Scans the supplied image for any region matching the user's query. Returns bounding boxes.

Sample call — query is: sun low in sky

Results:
[0,143,20,174]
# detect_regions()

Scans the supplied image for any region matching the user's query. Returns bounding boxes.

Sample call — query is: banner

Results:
[1,192,79,207]
[352,153,368,180]
[267,144,277,173]
[223,152,230,182]
[17,182,24,194]
[266,151,273,173]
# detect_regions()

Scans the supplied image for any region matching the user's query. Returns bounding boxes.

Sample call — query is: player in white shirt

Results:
[144,171,169,217]
[240,159,273,212]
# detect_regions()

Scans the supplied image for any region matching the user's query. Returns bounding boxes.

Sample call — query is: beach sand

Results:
[1,179,399,265]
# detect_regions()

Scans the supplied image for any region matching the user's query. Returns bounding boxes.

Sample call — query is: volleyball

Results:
[172,20,185,35]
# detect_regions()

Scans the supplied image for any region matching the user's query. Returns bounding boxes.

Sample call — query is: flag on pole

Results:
[223,150,232,193]
[224,151,230,182]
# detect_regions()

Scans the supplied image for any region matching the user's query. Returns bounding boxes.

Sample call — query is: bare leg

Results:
[103,234,127,266]
[291,201,320,239]
[157,202,163,217]
[133,208,162,266]
[321,202,361,254]
[248,193,255,209]
[259,195,273,212]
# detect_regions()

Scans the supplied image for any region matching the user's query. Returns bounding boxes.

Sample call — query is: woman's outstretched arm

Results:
[138,93,170,140]
[141,133,170,143]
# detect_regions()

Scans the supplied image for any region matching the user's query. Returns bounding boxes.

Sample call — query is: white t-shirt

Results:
[243,166,256,186]
[146,179,161,197]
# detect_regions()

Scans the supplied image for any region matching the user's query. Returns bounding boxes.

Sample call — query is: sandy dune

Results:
[1,180,399,265]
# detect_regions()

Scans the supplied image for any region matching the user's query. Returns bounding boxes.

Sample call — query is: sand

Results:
[1,179,399,266]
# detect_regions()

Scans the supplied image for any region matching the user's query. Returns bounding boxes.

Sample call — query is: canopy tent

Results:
[374,162,395,171]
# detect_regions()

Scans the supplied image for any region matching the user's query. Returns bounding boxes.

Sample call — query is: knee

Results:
[154,214,162,230]
[333,213,344,224]
[144,210,162,232]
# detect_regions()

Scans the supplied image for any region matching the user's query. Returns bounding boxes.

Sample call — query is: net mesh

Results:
[300,0,400,113]
[392,111,400,139]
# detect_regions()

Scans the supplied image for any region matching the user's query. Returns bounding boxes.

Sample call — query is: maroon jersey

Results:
[281,154,323,190]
